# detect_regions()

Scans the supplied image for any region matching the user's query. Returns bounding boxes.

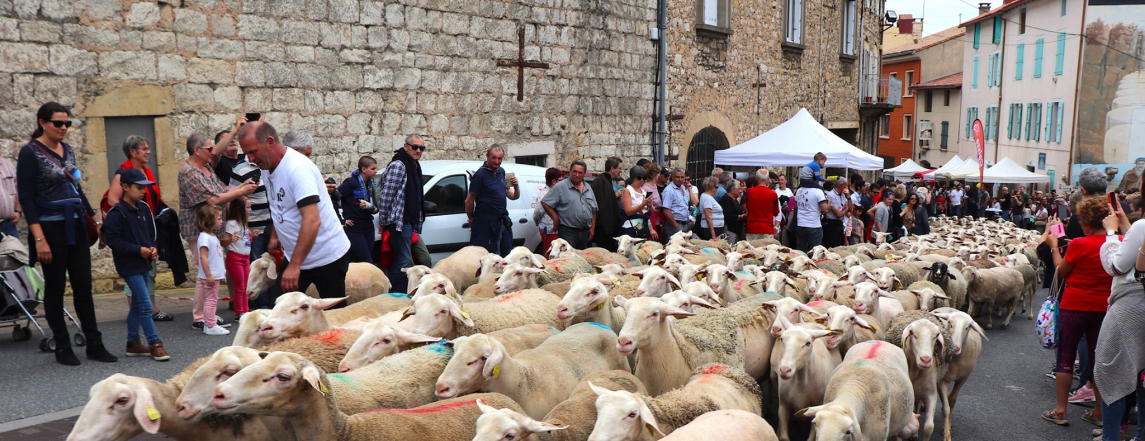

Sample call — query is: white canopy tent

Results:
[938,157,981,180]
[883,159,927,179]
[965,157,1051,184]
[931,156,966,176]
[713,108,885,170]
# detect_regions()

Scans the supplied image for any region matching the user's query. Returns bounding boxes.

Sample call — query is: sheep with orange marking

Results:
[403,290,564,339]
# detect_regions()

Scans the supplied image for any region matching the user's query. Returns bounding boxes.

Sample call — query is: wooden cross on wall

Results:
[753,65,766,115]
[495,26,551,102]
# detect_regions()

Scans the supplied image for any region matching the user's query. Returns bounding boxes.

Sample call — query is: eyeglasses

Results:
[407,143,426,151]
[49,120,72,128]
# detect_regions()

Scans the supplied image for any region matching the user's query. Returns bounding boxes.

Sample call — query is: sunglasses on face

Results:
[48,120,72,128]
[407,143,426,151]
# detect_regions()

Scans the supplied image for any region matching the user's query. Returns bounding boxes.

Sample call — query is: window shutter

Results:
[972,56,979,88]
[1016,103,1023,138]
[1034,38,1044,78]
[1045,103,1052,141]
[994,17,1002,44]
[1008,104,1014,139]
[1025,104,1033,140]
[993,107,1000,140]
[941,121,949,149]
[1056,102,1065,143]
[966,108,973,137]
[987,55,994,87]
[985,108,992,140]
[974,23,981,49]
[1055,32,1066,75]
[1035,103,1042,141]
[1015,44,1024,80]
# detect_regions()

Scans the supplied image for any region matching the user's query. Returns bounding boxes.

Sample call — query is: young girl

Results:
[222,198,257,321]
[194,205,229,336]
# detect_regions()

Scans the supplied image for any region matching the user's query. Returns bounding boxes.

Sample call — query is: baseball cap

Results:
[120,168,154,186]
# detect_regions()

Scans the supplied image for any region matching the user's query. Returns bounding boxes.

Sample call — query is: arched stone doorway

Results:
[685,126,730,180]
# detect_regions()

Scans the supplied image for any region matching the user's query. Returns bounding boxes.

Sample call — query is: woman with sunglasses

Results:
[620,166,659,240]
[16,102,118,366]
[901,193,921,237]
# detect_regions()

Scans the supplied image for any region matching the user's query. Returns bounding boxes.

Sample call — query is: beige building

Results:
[895,26,966,167]
[883,14,922,49]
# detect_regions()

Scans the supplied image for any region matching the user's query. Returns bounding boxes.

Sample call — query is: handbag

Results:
[1035,273,1063,349]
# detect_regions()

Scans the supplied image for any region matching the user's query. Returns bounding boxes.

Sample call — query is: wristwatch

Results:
[1107,229,1117,236]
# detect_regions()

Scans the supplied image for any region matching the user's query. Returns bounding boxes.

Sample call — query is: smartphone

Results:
[1050,223,1066,238]
[1109,191,1119,210]
[245,112,261,122]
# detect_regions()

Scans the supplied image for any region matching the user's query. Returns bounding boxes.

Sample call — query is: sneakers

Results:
[126,339,150,357]
[151,311,174,322]
[1070,385,1097,404]
[215,315,228,326]
[203,324,230,336]
[193,320,231,329]
[192,321,204,330]
[149,341,170,361]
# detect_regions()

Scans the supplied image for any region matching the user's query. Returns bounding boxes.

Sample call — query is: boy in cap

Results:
[102,168,170,361]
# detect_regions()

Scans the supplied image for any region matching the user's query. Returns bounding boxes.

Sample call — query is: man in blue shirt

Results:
[660,167,691,240]
[466,145,520,257]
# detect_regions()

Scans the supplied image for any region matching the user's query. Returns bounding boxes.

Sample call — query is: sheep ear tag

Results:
[460,311,471,319]
[146,405,161,421]
[492,365,500,378]
[318,379,329,395]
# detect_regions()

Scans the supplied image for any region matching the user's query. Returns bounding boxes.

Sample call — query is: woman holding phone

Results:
[620,166,658,240]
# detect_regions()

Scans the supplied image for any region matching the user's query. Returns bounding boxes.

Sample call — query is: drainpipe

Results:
[1065,3,1088,189]
[655,0,667,165]
[995,18,1004,164]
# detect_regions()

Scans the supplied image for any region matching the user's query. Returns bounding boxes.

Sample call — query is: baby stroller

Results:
[0,234,85,352]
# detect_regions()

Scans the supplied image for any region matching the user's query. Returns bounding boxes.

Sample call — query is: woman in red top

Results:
[1044,197,1113,426]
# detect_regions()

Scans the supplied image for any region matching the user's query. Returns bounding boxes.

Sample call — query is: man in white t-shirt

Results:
[237,121,352,303]
[794,184,828,253]
[949,183,964,217]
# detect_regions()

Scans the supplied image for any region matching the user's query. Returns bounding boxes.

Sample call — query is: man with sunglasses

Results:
[377,135,426,293]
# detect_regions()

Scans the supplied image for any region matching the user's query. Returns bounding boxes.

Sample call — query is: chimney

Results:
[978,3,991,15]
[899,19,914,35]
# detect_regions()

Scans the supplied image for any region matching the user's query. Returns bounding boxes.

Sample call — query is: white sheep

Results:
[905,280,951,312]
[399,265,434,295]
[433,245,492,292]
[962,266,1024,329]
[614,296,772,396]
[698,264,761,303]
[547,238,576,259]
[556,276,628,332]
[920,262,969,311]
[1005,262,1038,320]
[675,262,708,285]
[769,315,842,441]
[587,363,763,441]
[660,289,719,313]
[255,291,409,343]
[231,309,271,348]
[410,272,461,303]
[659,409,779,441]
[336,320,443,372]
[493,263,547,295]
[210,350,526,441]
[851,282,905,327]
[931,307,987,441]
[820,305,884,354]
[632,266,683,298]
[505,246,547,269]
[761,297,822,337]
[797,341,919,441]
[246,255,392,303]
[678,281,725,306]
[759,271,809,303]
[725,251,746,271]
[890,316,952,441]
[477,253,506,281]
[403,290,563,339]
[435,322,631,419]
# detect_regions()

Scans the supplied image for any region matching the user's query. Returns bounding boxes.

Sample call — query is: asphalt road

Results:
[0,287,1129,440]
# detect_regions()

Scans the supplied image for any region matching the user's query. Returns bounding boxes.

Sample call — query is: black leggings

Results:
[282,252,351,309]
[31,220,101,348]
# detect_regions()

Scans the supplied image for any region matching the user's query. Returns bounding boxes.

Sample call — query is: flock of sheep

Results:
[65,215,1042,441]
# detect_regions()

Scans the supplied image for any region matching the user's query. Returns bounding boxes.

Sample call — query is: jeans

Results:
[386,224,414,294]
[193,278,220,327]
[796,227,823,253]
[557,225,591,250]
[1102,375,1145,441]
[0,219,18,239]
[283,252,351,307]
[471,211,512,257]
[224,251,250,315]
[248,229,275,309]
[345,221,376,264]
[34,220,102,349]
[123,273,159,344]
[123,261,156,308]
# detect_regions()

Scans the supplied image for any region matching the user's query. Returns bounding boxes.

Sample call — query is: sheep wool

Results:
[905,280,950,309]
[689,239,732,252]
[646,364,764,433]
[326,342,455,413]
[340,393,527,441]
[433,245,491,292]
[458,289,565,336]
[536,255,595,286]
[748,238,781,248]
[540,370,648,441]
[883,311,955,365]
[635,241,665,265]
[462,276,501,301]
[576,247,635,267]
[325,293,413,326]
[813,259,846,277]
[253,328,362,373]
[671,301,771,373]
[884,263,923,291]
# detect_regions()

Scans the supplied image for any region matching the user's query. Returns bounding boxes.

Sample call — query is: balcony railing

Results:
[859,74,902,107]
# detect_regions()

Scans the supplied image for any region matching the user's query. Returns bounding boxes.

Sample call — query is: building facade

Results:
[663,0,893,178]
[879,54,920,166]
[913,73,963,167]
[879,26,963,168]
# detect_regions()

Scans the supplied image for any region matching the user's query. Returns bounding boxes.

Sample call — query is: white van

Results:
[372,161,548,265]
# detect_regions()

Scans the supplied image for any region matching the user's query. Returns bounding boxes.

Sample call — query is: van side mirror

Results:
[423,200,438,214]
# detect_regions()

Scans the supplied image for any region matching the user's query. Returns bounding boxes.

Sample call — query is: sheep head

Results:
[910,288,949,312]
[557,277,612,323]
[67,374,163,441]
[211,351,320,417]
[799,401,863,441]
[615,296,692,356]
[476,254,505,279]
[822,305,873,349]
[410,273,459,302]
[338,320,440,373]
[435,334,508,399]
[473,400,567,441]
[901,319,944,369]
[660,289,717,313]
[776,323,840,380]
[632,266,682,298]
[932,309,987,355]
[404,293,474,339]
[547,238,575,259]
[246,254,277,298]
[493,263,545,295]
[176,346,263,423]
[587,383,665,441]
[257,292,345,343]
[399,265,434,294]
[763,298,819,337]
[504,246,545,270]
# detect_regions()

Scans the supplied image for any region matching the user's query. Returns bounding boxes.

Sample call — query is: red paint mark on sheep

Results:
[701,364,727,375]
[364,400,475,414]
[814,258,833,263]
[863,342,883,359]
[734,279,748,290]
[495,290,525,303]
[312,328,344,346]
[807,300,828,307]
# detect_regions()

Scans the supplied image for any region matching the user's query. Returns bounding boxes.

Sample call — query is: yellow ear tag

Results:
[597,301,607,311]
[318,379,329,395]
[492,365,500,378]
[460,311,471,319]
[697,273,705,280]
[146,405,161,421]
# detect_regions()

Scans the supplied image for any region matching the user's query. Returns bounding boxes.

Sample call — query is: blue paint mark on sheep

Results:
[585,322,611,331]
[381,293,412,299]
[424,342,453,356]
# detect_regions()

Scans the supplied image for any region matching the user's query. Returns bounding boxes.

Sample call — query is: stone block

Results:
[82,0,119,20]
[212,15,237,38]
[405,7,425,31]
[450,116,469,135]
[33,76,76,106]
[409,31,431,52]
[329,65,362,89]
[0,108,33,137]
[425,10,442,33]
[339,49,370,63]
[62,24,120,48]
[328,0,359,23]
[127,2,161,28]
[325,90,354,113]
[295,64,331,89]
[264,62,298,87]
[19,21,60,43]
[244,88,273,111]
[176,34,198,53]
[346,113,370,134]
[428,114,449,135]
[197,38,245,60]
[214,86,243,110]
[174,9,209,35]
[237,15,278,41]
[98,51,156,80]
[314,114,346,136]
[314,47,339,65]
[241,0,272,13]
[0,18,16,41]
[270,0,306,17]
[355,90,384,111]
[442,12,469,36]
[393,68,420,90]
[49,45,97,76]
[389,29,409,51]
[304,90,325,112]
[13,0,35,19]
[282,20,321,45]
[173,83,215,112]
[361,1,384,25]
[385,4,404,27]
[286,45,315,62]
[400,114,426,135]
[380,112,401,134]
[245,41,285,61]
[158,54,187,81]
[186,57,233,84]
[349,25,368,48]
[40,0,79,20]
[366,26,388,48]
[305,0,328,21]
[291,113,315,134]
[273,88,306,112]
[120,30,144,48]
[235,61,265,86]
[319,22,350,48]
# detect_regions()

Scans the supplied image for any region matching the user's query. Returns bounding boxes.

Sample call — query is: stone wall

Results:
[663,0,886,170]
[0,0,657,292]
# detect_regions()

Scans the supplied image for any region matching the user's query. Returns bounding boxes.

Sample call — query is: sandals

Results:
[1043,410,1069,426]
[1083,409,1103,427]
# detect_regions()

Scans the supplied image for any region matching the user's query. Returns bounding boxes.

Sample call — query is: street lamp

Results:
[883,10,898,31]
